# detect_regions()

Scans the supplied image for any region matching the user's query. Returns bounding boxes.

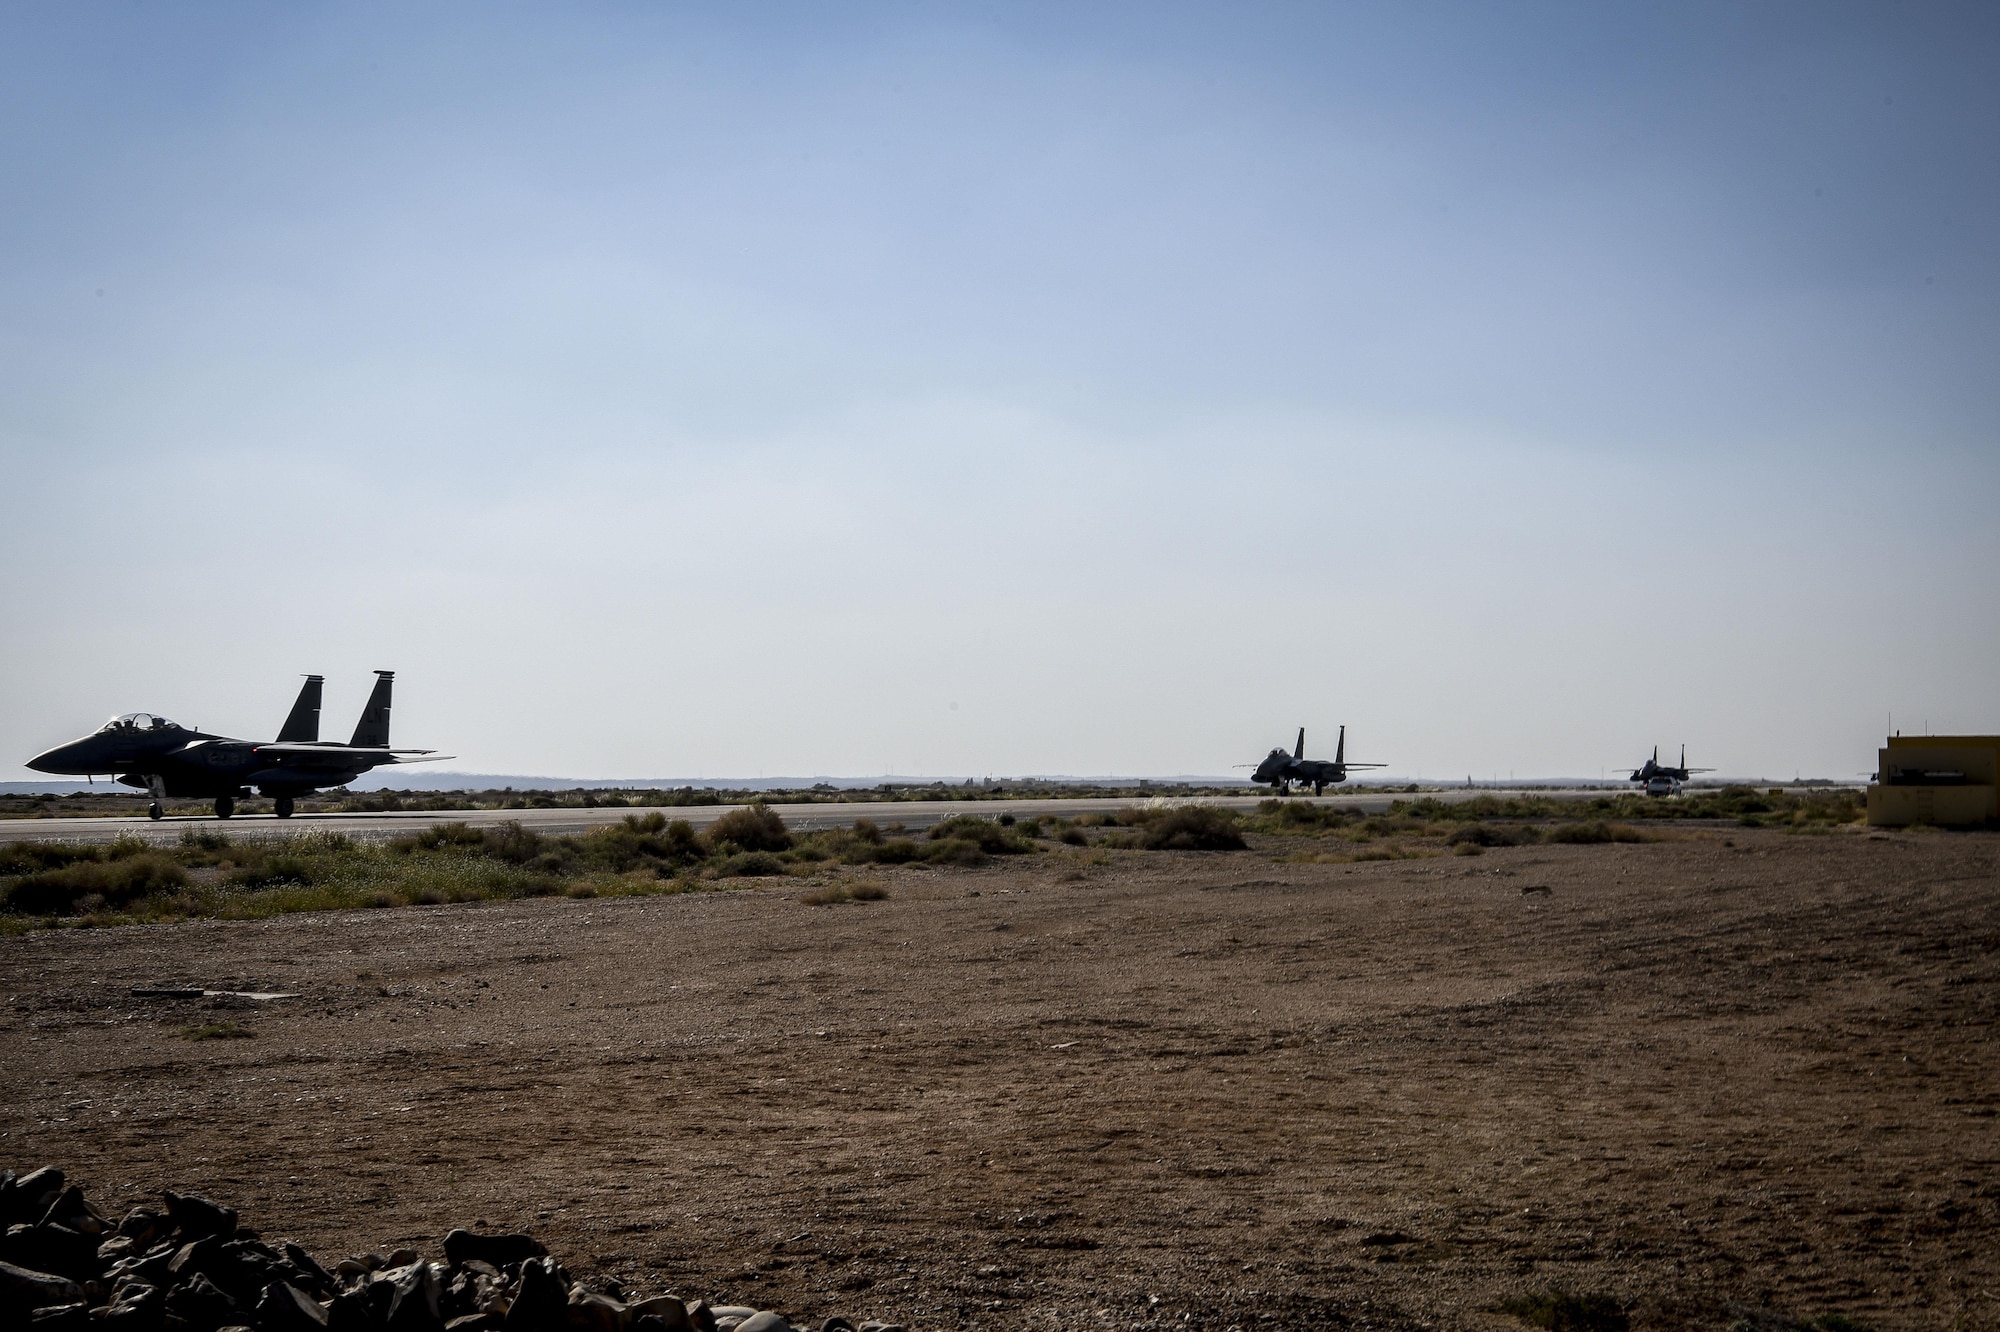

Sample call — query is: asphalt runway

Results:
[0,787,1626,846]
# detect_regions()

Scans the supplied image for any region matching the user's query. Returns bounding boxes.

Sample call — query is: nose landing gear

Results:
[274,795,295,819]
[149,803,163,820]
[214,795,235,819]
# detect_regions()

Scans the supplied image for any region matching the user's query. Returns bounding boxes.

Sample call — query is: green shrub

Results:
[481,820,548,863]
[1254,800,1352,832]
[0,841,104,876]
[714,850,788,877]
[229,855,315,888]
[1132,806,1246,851]
[2,853,188,915]
[392,821,487,853]
[706,803,793,853]
[926,816,1032,854]
[864,837,922,864]
[583,815,702,871]
[923,838,988,866]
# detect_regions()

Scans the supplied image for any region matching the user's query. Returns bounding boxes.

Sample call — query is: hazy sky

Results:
[4,2,1996,782]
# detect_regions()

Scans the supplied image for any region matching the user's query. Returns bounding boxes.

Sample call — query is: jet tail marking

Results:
[349,671,394,748]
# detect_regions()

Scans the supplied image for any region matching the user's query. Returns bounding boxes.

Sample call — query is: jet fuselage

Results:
[28,714,383,798]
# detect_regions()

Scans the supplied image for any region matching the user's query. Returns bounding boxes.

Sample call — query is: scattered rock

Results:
[259,1281,334,1332]
[564,1289,626,1332]
[0,1171,891,1332]
[1,1169,67,1227]
[443,1233,546,1272]
[166,1273,244,1328]
[627,1295,691,1332]
[733,1314,793,1332]
[163,1192,237,1241]
[0,1257,86,1313]
[29,1299,93,1332]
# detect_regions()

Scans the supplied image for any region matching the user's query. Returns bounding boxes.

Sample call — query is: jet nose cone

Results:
[26,739,88,774]
[26,747,68,773]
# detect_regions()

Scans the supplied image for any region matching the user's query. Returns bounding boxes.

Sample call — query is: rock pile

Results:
[0,1169,902,1332]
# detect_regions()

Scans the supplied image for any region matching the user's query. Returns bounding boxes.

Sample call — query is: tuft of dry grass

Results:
[801,880,889,906]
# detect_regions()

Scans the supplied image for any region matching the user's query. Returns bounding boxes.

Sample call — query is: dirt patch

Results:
[2,830,1996,1330]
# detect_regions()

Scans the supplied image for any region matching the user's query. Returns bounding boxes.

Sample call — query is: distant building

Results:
[1867,735,2000,826]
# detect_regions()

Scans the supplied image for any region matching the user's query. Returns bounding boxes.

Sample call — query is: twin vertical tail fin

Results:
[349,671,395,748]
[1294,727,1305,761]
[276,675,324,743]
[1334,725,1346,767]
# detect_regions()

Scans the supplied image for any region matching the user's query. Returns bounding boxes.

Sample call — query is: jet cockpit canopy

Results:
[101,712,181,732]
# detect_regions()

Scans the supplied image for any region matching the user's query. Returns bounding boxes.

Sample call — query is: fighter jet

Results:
[25,671,450,819]
[1627,744,1713,797]
[1248,726,1386,795]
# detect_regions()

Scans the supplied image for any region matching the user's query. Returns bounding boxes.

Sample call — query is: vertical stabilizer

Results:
[277,675,324,743]
[1294,727,1305,761]
[1334,725,1346,766]
[350,671,395,747]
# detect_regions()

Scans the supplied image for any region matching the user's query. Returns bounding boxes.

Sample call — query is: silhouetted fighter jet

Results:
[1627,744,1713,797]
[27,672,450,819]
[1248,726,1386,796]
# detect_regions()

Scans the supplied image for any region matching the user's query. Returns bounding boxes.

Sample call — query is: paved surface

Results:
[0,787,1625,844]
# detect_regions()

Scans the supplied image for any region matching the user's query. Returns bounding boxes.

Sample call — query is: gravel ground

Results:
[2,827,1995,1331]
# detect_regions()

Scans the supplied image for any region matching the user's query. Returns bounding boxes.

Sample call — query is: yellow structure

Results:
[1867,735,2000,827]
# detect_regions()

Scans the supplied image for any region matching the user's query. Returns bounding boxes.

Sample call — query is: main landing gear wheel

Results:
[274,795,294,819]
[148,803,163,821]
[214,795,235,819]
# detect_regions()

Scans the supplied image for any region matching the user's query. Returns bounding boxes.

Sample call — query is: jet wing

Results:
[252,744,443,756]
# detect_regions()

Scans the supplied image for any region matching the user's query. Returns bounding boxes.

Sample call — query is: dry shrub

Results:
[706,803,793,853]
[802,881,889,906]
[1133,806,1246,851]
[1546,820,1650,844]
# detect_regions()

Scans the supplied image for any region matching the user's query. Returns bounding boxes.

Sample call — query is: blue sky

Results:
[3,2,1995,781]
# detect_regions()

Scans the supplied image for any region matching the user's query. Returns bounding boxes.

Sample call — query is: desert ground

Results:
[2,826,1995,1331]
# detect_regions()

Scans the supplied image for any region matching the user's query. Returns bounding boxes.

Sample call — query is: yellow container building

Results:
[1867,735,2000,827]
